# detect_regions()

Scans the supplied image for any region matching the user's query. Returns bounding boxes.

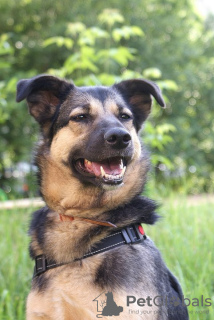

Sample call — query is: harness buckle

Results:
[34,255,47,277]
[121,224,146,244]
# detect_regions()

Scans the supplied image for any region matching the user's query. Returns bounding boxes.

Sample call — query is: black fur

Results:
[29,195,158,260]
[103,195,159,226]
[32,272,52,293]
[16,75,188,319]
[29,194,159,295]
[29,207,52,259]
[113,79,165,131]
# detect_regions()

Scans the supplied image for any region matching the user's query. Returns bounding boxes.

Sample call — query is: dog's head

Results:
[16,75,165,214]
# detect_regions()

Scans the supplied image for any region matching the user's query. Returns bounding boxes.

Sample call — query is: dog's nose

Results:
[104,128,131,149]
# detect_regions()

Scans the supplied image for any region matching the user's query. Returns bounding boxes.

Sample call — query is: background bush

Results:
[0,0,214,198]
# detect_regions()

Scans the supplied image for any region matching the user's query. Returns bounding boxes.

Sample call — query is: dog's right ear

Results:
[16,74,73,131]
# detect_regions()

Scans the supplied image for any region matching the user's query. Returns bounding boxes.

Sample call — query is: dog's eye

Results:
[120,113,131,120]
[70,114,88,122]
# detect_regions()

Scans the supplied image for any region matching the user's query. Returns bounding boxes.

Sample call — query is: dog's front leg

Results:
[26,313,52,320]
[26,290,96,320]
[26,291,53,320]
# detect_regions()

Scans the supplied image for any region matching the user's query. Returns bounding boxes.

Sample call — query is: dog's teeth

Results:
[104,173,112,180]
[100,165,126,181]
[119,159,124,169]
[121,166,126,176]
[100,166,106,178]
[85,159,92,167]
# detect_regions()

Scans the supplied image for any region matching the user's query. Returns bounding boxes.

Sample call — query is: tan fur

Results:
[25,80,170,320]
[39,97,146,216]
[27,288,160,320]
[130,94,152,118]
[16,76,187,320]
[27,248,162,320]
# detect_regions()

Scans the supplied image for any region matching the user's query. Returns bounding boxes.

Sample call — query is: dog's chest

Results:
[30,244,168,319]
[28,250,163,320]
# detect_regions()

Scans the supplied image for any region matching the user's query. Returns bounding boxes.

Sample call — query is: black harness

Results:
[33,223,146,278]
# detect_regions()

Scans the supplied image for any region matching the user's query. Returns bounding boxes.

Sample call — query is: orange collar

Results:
[59,214,117,228]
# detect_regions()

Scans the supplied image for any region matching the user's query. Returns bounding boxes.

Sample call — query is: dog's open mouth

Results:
[74,157,126,185]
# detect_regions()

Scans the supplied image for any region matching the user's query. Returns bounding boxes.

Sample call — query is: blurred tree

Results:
[0,0,213,195]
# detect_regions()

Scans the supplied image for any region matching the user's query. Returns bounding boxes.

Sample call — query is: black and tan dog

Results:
[16,75,188,320]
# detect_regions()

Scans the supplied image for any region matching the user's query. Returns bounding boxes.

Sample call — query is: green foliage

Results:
[143,122,176,169]
[45,9,144,86]
[41,10,176,178]
[0,0,214,197]
[0,188,7,201]
[43,36,74,49]
[98,8,125,26]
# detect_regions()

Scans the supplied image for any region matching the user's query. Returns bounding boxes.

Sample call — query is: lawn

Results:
[0,197,213,319]
[147,197,214,319]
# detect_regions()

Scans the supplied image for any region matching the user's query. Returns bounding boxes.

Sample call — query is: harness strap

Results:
[59,213,117,228]
[33,223,146,278]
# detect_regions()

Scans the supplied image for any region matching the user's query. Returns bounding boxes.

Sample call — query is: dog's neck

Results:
[99,195,158,227]
[29,195,158,263]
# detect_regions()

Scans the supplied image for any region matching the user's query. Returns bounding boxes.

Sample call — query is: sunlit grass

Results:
[0,208,33,320]
[0,197,213,319]
[147,198,214,320]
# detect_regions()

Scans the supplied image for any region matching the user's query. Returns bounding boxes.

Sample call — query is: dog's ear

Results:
[16,74,73,132]
[113,79,165,131]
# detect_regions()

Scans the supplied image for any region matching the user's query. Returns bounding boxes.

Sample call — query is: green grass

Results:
[147,197,214,319]
[0,198,213,319]
[0,208,33,320]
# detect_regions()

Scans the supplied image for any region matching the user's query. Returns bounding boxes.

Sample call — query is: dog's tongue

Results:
[85,158,123,177]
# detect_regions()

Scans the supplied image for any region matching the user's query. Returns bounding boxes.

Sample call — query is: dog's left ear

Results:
[113,79,165,131]
[16,74,73,135]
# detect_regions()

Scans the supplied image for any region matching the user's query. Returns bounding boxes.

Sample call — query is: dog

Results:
[16,75,189,320]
